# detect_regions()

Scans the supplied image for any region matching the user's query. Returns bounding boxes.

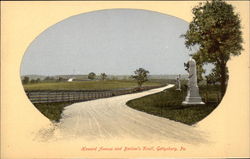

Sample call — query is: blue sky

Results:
[21,9,197,76]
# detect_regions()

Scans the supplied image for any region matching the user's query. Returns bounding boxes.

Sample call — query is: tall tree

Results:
[22,76,30,84]
[100,73,107,80]
[183,0,243,97]
[131,68,149,88]
[88,72,96,80]
[36,78,41,83]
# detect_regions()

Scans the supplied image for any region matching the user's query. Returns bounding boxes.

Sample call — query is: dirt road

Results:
[56,84,206,144]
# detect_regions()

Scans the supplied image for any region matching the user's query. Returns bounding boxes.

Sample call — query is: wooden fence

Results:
[25,85,165,104]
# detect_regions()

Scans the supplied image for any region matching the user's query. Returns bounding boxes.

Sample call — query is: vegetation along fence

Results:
[25,85,165,104]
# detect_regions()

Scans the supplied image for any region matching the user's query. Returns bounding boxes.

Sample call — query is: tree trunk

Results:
[138,83,142,91]
[220,64,227,98]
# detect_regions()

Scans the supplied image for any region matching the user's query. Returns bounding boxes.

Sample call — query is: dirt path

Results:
[56,84,207,144]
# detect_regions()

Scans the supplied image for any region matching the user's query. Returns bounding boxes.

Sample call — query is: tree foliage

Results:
[22,76,30,84]
[36,78,41,83]
[88,72,96,80]
[131,68,149,88]
[183,0,243,96]
[100,73,108,80]
[30,79,36,84]
[44,76,55,82]
[57,77,64,82]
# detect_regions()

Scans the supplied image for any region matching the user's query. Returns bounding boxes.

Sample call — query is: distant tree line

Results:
[22,77,41,84]
[22,76,66,84]
[22,68,150,86]
[88,68,150,88]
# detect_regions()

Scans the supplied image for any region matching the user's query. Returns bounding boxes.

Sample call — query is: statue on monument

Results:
[176,74,181,91]
[182,57,205,105]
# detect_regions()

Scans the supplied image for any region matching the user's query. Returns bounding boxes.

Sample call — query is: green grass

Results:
[23,80,161,91]
[126,85,220,125]
[34,102,74,122]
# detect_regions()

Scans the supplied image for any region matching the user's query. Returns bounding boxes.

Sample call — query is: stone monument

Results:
[182,58,205,105]
[176,74,181,91]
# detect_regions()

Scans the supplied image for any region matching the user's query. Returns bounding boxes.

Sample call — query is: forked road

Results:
[57,84,206,144]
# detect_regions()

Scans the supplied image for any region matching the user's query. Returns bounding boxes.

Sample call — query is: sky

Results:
[20,9,198,76]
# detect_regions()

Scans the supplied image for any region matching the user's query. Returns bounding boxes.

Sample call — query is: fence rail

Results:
[25,85,165,104]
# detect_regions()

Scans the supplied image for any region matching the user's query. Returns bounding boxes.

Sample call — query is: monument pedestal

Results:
[182,58,205,105]
[182,85,204,105]
[182,98,205,105]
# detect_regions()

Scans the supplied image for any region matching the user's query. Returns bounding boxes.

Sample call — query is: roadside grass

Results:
[23,80,161,91]
[34,102,74,122]
[126,85,220,125]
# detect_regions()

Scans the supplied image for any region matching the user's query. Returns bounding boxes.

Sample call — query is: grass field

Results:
[23,80,162,91]
[126,85,221,125]
[34,102,74,122]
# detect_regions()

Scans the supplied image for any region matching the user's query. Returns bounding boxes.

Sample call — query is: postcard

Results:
[1,1,249,158]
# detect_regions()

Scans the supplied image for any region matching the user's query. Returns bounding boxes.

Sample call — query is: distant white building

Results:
[67,77,75,82]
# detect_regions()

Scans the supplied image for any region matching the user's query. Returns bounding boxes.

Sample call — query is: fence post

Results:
[89,93,91,100]
[61,92,63,102]
[84,93,87,100]
[73,92,75,101]
[38,91,40,103]
[47,92,49,103]
[68,92,70,102]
